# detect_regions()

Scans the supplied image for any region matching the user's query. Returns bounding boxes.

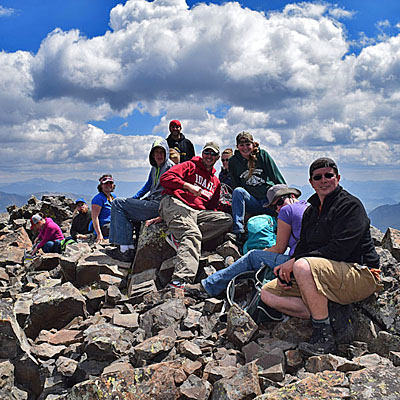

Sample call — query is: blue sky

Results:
[0,0,399,187]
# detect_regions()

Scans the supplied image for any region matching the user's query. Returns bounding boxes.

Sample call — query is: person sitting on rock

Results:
[159,141,233,289]
[227,132,286,246]
[199,184,309,300]
[219,148,233,187]
[90,174,116,243]
[166,119,195,163]
[70,198,92,241]
[30,213,64,254]
[261,158,383,355]
[107,139,174,262]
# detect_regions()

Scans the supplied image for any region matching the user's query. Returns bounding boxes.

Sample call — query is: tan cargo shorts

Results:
[262,257,383,305]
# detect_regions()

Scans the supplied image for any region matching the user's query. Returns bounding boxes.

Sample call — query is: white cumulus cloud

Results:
[0,0,399,184]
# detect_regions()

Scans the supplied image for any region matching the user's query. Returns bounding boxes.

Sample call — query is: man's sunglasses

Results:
[222,158,229,162]
[272,195,289,210]
[203,150,219,156]
[312,172,335,181]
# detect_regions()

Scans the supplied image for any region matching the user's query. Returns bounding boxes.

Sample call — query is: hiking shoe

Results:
[224,232,246,246]
[105,247,135,263]
[166,232,179,252]
[184,282,210,300]
[328,301,355,344]
[299,323,337,356]
[168,280,185,290]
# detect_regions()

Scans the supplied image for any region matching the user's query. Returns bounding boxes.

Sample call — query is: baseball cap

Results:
[169,120,182,128]
[75,198,87,204]
[309,157,338,177]
[30,214,42,225]
[203,142,220,154]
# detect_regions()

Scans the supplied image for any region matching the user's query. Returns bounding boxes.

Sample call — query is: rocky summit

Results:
[1,194,400,399]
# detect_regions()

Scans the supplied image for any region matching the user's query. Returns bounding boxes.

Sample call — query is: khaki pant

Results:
[263,257,382,305]
[159,196,233,283]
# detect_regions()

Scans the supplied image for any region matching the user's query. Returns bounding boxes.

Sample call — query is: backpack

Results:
[226,264,283,324]
[243,215,277,254]
[218,183,233,213]
[60,238,76,252]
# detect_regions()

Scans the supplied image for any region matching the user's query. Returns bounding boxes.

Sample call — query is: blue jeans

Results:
[201,249,290,297]
[109,197,160,245]
[42,240,62,254]
[231,187,273,233]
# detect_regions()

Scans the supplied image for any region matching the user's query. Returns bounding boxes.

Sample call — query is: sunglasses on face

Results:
[272,195,289,211]
[222,158,229,162]
[203,150,219,156]
[312,172,335,181]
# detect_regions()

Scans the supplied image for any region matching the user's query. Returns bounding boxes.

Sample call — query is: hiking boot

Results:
[224,232,246,246]
[166,232,179,252]
[328,301,355,344]
[184,282,210,300]
[105,247,135,263]
[299,323,337,356]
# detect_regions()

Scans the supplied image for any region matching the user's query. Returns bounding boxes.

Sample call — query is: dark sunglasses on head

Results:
[222,158,229,162]
[312,172,335,181]
[203,150,219,156]
[272,195,289,210]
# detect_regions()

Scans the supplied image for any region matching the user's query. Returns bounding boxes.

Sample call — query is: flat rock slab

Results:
[349,365,400,399]
[24,282,87,339]
[256,370,348,399]
[64,360,183,400]
[134,334,175,363]
[211,361,261,399]
[48,329,83,346]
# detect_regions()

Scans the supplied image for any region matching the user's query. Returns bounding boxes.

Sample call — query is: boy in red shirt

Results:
[159,142,232,287]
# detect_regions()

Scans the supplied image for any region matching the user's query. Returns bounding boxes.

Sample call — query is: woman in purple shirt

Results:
[200,184,309,297]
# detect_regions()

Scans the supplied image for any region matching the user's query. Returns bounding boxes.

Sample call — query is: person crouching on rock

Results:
[107,138,174,263]
[30,213,64,254]
[261,157,383,356]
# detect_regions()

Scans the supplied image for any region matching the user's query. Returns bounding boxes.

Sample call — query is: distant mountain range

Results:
[368,203,400,233]
[0,178,399,233]
[0,178,143,199]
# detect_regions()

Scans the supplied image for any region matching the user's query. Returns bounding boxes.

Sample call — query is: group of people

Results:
[29,119,383,356]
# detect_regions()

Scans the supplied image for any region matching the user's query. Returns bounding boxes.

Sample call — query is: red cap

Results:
[169,120,181,128]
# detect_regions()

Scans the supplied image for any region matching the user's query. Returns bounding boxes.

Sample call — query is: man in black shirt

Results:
[261,158,382,355]
[166,120,195,163]
[70,198,92,241]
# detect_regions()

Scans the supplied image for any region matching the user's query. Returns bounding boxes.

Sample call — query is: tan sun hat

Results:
[265,184,302,207]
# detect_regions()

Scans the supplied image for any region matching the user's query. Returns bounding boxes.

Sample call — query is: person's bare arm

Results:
[91,204,104,243]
